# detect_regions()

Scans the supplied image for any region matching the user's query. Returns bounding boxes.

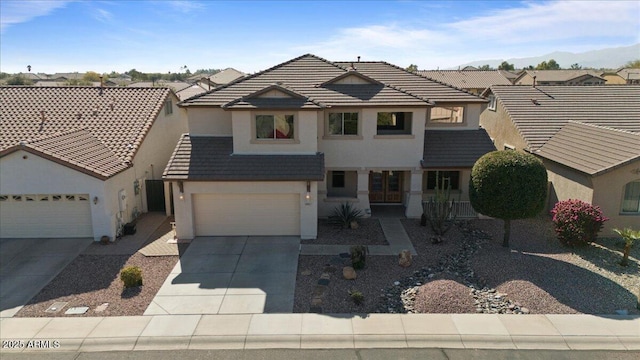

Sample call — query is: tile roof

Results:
[515,70,604,83]
[417,70,512,90]
[422,129,496,168]
[206,68,246,85]
[175,84,207,100]
[487,85,640,150]
[181,54,485,108]
[0,86,173,179]
[163,135,324,181]
[536,122,640,176]
[616,68,640,81]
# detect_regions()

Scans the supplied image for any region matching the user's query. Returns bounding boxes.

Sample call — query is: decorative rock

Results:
[398,250,412,267]
[521,307,530,314]
[317,278,330,286]
[615,309,629,315]
[339,252,350,258]
[320,272,330,280]
[394,281,400,286]
[301,270,312,276]
[311,297,323,307]
[343,266,357,280]
[310,306,323,313]
[94,303,109,312]
[349,221,359,229]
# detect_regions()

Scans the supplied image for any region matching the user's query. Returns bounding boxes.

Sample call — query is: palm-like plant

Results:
[613,228,640,266]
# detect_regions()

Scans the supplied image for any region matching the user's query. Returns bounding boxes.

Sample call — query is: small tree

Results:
[469,151,548,247]
[613,228,639,266]
[406,64,418,73]
[498,61,515,71]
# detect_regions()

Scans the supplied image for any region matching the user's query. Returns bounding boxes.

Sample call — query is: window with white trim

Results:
[328,112,358,135]
[487,95,497,111]
[621,180,640,213]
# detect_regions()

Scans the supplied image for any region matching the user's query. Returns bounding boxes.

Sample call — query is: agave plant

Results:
[329,202,363,229]
[613,228,640,266]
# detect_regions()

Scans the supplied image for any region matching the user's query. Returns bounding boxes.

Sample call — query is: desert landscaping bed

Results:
[301,218,388,246]
[294,217,639,315]
[15,253,178,317]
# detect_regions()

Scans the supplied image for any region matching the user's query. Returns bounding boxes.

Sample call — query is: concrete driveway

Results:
[145,236,300,315]
[0,237,92,317]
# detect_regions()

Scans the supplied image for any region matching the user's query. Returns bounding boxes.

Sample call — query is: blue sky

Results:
[1,0,638,74]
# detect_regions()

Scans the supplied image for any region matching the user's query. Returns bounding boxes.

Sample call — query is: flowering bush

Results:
[551,199,608,247]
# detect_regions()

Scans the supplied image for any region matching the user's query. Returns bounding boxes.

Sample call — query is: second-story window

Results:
[429,106,464,124]
[328,112,358,135]
[256,114,294,139]
[164,99,173,115]
[377,112,412,135]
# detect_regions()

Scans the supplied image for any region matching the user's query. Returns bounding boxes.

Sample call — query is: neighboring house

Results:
[195,68,246,91]
[513,70,605,86]
[164,54,494,240]
[418,70,512,95]
[0,86,187,240]
[480,85,640,234]
[601,68,640,85]
[174,84,207,101]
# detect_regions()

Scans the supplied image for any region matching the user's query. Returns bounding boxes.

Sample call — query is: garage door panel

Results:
[193,194,300,236]
[0,195,92,238]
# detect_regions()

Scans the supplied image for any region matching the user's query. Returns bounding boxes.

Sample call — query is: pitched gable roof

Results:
[163,135,324,181]
[486,85,640,150]
[222,83,324,109]
[417,70,512,90]
[515,70,604,83]
[180,54,485,108]
[0,86,173,178]
[536,122,640,176]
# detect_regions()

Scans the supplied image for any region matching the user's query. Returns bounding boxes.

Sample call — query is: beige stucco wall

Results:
[172,180,318,239]
[187,107,232,136]
[602,74,626,85]
[231,110,319,154]
[592,160,640,235]
[480,100,530,151]
[544,160,594,206]
[0,150,109,240]
[426,103,484,130]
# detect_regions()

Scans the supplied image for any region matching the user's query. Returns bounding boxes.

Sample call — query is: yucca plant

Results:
[422,171,458,238]
[329,202,363,229]
[613,228,640,266]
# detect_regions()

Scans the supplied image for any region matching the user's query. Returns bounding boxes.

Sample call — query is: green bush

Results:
[469,150,547,247]
[329,202,363,229]
[551,199,608,247]
[349,289,364,305]
[350,245,368,270]
[120,266,143,288]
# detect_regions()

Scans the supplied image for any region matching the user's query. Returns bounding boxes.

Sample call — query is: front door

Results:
[369,171,403,203]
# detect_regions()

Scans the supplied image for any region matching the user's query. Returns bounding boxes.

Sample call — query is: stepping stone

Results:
[65,306,89,315]
[329,257,344,265]
[339,252,350,258]
[320,272,330,280]
[311,297,323,307]
[310,306,323,313]
[317,278,330,286]
[45,302,68,313]
[95,303,109,312]
[301,269,312,276]
[313,285,327,297]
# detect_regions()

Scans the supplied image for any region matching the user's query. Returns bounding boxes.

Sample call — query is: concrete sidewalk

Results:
[1,314,637,353]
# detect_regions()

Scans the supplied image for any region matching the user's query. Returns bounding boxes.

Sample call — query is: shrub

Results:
[470,150,548,247]
[329,202,363,229]
[349,289,364,305]
[551,199,608,247]
[120,266,143,288]
[422,171,458,237]
[613,227,639,266]
[350,245,368,270]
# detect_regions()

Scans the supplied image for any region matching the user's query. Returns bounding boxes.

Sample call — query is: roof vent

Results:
[92,106,98,116]
[532,75,537,88]
[76,112,82,120]
[357,56,361,62]
[531,99,540,105]
[40,110,46,122]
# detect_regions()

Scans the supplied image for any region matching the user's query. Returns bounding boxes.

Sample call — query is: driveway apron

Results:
[145,236,300,315]
[0,237,92,318]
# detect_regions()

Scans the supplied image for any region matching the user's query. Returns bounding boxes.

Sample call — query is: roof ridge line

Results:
[567,121,640,136]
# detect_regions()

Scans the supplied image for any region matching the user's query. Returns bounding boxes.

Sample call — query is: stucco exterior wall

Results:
[592,161,640,235]
[426,103,484,130]
[543,160,594,207]
[0,150,109,240]
[187,107,232,136]
[480,100,530,151]
[172,180,318,239]
[232,110,319,154]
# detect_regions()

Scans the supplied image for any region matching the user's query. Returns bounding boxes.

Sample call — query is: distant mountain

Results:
[457,43,639,70]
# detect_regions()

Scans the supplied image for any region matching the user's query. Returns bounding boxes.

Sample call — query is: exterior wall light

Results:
[178,181,184,200]
[305,181,311,205]
[93,196,99,205]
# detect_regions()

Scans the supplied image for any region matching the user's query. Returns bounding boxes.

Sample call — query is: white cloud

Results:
[94,8,112,23]
[297,0,640,69]
[166,1,205,13]
[0,0,71,33]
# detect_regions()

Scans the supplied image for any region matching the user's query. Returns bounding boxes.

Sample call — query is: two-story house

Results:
[164,54,494,240]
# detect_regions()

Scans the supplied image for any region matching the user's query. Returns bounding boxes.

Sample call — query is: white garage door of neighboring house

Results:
[0,194,93,238]
[193,193,300,236]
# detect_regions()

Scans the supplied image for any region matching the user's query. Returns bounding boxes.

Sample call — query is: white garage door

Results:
[0,194,93,238]
[193,193,300,236]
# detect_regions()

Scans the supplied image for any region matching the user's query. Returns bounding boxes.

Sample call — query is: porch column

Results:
[405,169,423,218]
[164,181,172,216]
[357,169,372,217]
[173,181,194,240]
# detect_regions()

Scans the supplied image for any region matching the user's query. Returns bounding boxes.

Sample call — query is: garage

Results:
[193,193,300,236]
[0,194,93,238]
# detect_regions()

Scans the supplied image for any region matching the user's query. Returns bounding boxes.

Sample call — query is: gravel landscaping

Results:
[15,253,178,317]
[294,216,640,315]
[301,218,388,246]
